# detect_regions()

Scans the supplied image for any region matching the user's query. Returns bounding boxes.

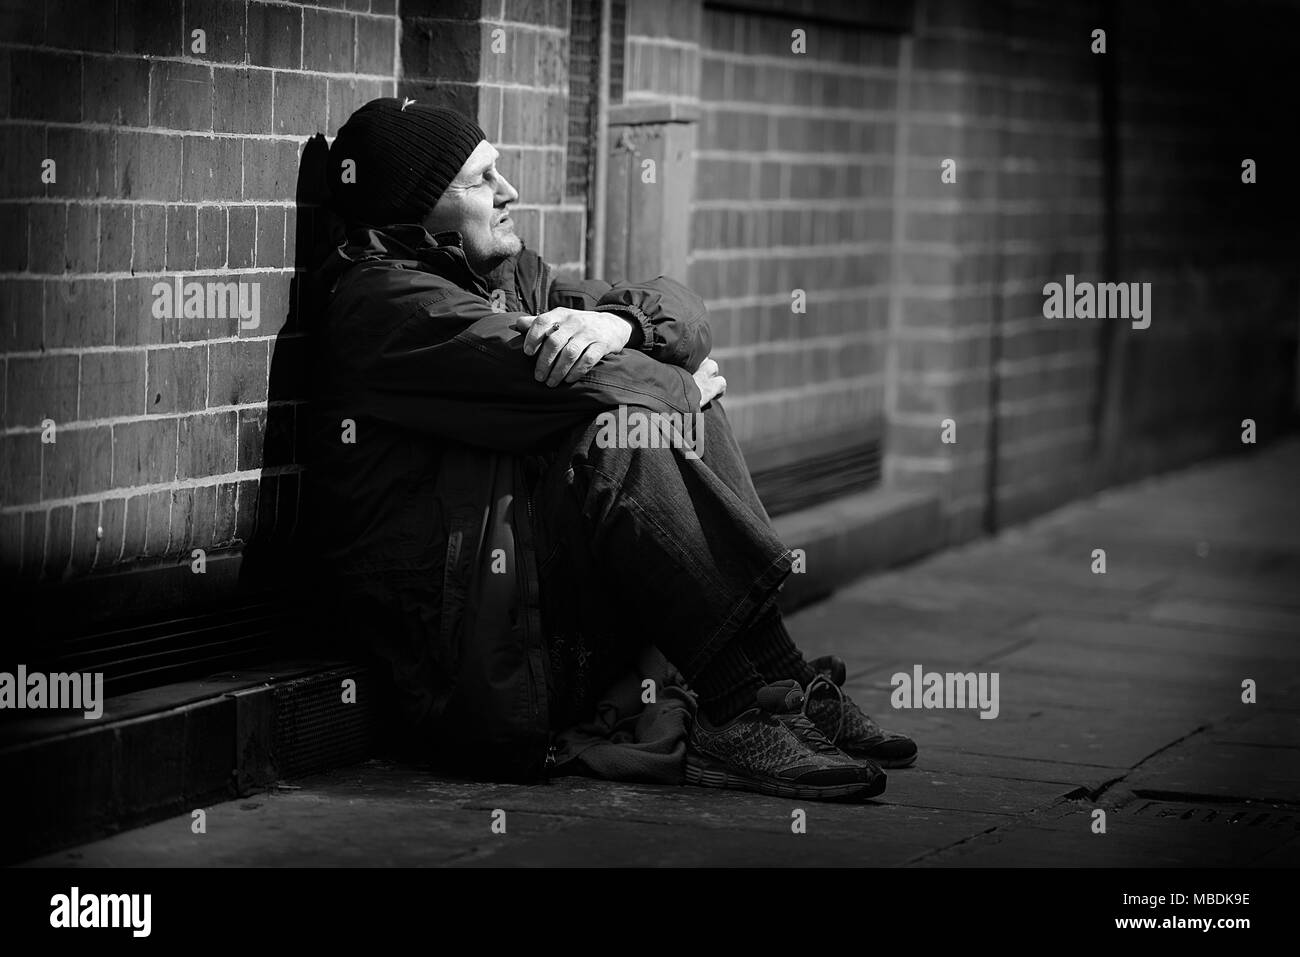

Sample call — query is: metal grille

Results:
[1130,797,1300,831]
[746,428,883,518]
[6,598,291,698]
[271,667,383,781]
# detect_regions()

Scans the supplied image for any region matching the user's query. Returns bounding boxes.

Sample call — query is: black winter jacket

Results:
[305,223,710,780]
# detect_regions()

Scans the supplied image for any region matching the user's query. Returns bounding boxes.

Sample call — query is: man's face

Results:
[423,140,521,273]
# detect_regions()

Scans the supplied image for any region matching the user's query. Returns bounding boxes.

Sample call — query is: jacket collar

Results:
[324,222,493,298]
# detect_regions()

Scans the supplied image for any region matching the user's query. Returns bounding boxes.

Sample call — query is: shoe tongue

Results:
[809,655,847,687]
[756,680,805,714]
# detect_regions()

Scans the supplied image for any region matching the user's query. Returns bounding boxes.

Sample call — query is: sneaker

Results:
[802,656,919,769]
[686,680,887,802]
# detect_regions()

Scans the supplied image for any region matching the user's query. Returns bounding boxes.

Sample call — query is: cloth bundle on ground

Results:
[550,645,697,785]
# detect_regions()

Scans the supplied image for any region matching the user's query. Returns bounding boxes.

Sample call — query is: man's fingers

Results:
[533,323,570,376]
[545,337,592,387]
[564,342,607,383]
[525,309,569,356]
[511,314,537,335]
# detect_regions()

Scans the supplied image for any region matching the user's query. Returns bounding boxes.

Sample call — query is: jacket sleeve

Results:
[361,285,703,454]
[547,271,713,373]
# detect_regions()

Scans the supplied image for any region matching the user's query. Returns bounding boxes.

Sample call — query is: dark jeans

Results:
[529,400,793,729]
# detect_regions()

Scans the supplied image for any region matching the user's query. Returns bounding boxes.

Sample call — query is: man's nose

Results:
[496,173,519,205]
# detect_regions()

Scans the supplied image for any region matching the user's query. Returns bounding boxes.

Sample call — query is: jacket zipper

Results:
[518,461,552,777]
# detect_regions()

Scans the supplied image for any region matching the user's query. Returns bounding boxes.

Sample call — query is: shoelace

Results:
[801,673,847,746]
[754,688,845,757]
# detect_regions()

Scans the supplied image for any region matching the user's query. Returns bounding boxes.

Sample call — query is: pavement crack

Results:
[1083,721,1216,805]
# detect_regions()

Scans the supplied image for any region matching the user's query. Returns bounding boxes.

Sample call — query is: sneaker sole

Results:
[685,751,886,802]
[868,752,917,769]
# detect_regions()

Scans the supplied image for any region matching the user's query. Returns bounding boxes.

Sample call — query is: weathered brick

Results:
[120,492,148,561]
[182,135,243,201]
[44,504,74,578]
[242,138,299,200]
[256,205,286,267]
[64,205,99,273]
[0,433,41,507]
[44,278,115,349]
[143,489,172,556]
[165,204,198,272]
[237,406,266,470]
[273,72,329,136]
[208,338,269,406]
[226,205,257,269]
[0,204,29,271]
[98,204,134,272]
[184,0,248,63]
[0,125,46,201]
[147,344,209,413]
[27,203,67,275]
[70,501,100,573]
[112,418,179,486]
[178,411,237,479]
[116,0,185,56]
[150,60,213,131]
[125,209,164,281]
[197,205,228,269]
[42,426,112,500]
[6,355,78,428]
[92,496,125,566]
[44,128,114,199]
[80,350,147,420]
[303,8,356,73]
[214,480,238,545]
[82,55,150,125]
[168,485,197,555]
[188,482,217,551]
[0,279,44,353]
[115,131,183,201]
[0,1,43,45]
[10,50,81,122]
[243,270,292,338]
[247,1,303,69]
[214,67,273,134]
[355,15,396,75]
[234,477,259,542]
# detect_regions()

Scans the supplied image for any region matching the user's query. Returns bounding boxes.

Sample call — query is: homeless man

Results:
[307,98,917,803]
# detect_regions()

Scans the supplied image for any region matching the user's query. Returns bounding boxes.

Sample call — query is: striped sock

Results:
[743,605,816,686]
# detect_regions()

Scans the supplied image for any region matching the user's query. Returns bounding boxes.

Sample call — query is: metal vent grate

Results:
[271,668,384,782]
[1130,797,1300,831]
[746,428,883,518]
[5,598,293,699]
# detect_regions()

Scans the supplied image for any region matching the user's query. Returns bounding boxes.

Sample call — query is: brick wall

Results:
[0,0,396,627]
[692,2,899,450]
[887,0,1299,540]
[1107,1,1299,483]
[887,0,1109,540]
[402,0,586,280]
[3,0,1296,635]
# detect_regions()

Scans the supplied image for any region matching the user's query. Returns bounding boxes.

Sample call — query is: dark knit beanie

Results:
[327,98,486,226]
